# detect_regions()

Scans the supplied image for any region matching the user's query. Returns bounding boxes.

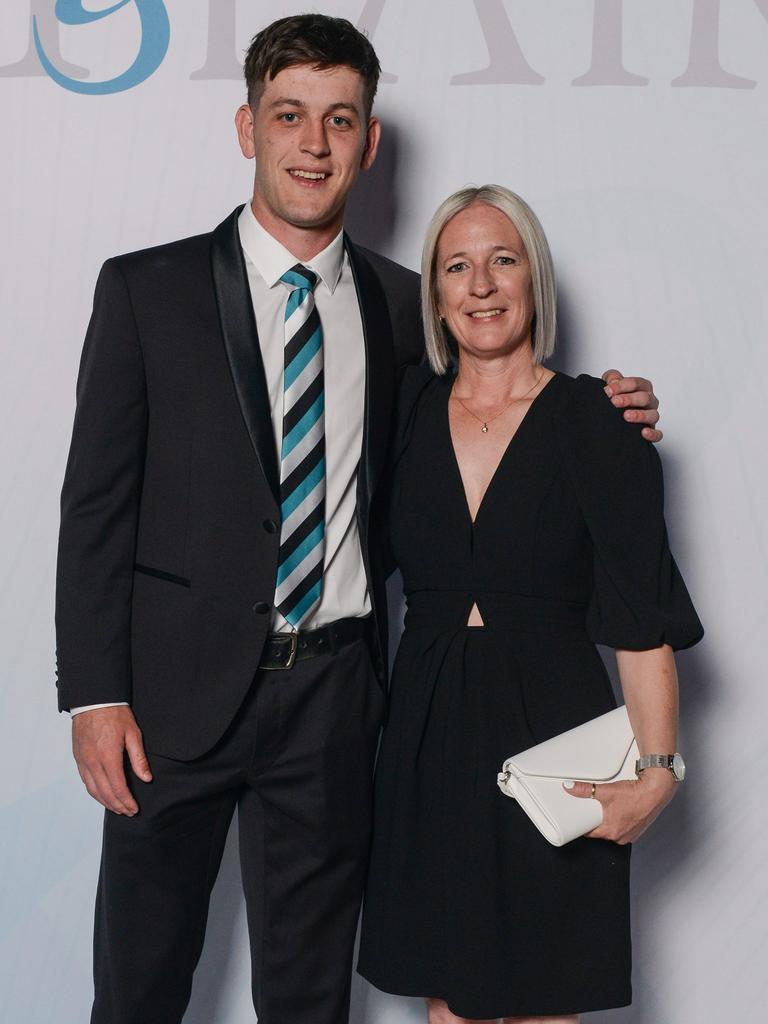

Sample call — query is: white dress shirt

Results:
[71,203,369,715]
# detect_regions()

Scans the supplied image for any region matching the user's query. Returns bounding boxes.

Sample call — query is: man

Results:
[55,14,662,1024]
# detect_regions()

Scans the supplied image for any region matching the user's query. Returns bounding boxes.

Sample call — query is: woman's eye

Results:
[495,255,516,265]
[446,262,466,273]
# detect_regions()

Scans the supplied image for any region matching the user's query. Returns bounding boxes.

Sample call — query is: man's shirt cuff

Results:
[70,702,130,716]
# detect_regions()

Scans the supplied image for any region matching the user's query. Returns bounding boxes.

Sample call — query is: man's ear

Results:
[360,117,381,172]
[235,104,256,159]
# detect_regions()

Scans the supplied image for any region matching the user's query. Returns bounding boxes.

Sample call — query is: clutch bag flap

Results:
[503,706,637,782]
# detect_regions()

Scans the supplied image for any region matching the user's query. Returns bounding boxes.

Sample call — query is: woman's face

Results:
[436,202,534,361]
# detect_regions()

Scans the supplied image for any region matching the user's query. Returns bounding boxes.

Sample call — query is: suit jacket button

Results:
[263,519,278,534]
[252,601,270,615]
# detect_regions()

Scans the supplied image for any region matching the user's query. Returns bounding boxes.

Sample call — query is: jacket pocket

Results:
[133,563,191,588]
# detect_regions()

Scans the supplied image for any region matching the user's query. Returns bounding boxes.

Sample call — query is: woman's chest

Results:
[390,381,593,592]
[448,404,531,524]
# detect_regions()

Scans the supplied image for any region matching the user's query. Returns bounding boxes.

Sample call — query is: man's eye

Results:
[279,112,298,123]
[330,116,351,127]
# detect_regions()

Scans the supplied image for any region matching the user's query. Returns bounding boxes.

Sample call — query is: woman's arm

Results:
[565,645,680,844]
[619,645,678,757]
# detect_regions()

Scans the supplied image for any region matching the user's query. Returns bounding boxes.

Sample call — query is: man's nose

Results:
[300,119,331,157]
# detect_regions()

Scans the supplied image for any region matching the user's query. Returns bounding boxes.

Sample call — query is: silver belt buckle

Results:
[263,632,298,670]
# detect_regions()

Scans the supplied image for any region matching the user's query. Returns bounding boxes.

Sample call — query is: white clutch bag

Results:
[497,705,639,847]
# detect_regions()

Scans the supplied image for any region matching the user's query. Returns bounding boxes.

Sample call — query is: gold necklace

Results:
[452,372,545,433]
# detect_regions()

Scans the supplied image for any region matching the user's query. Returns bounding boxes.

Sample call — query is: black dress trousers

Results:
[91,636,385,1024]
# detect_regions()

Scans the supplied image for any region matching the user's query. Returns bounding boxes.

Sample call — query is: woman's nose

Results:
[470,268,496,296]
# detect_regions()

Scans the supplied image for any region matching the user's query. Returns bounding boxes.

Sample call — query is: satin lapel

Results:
[210,207,280,508]
[345,237,395,511]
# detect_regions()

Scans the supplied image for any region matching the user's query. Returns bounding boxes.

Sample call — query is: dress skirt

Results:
[358,592,633,1020]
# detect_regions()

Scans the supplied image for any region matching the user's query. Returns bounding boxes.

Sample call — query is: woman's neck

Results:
[453,345,541,401]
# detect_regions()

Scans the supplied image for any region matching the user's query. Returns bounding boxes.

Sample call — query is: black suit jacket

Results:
[55,207,422,760]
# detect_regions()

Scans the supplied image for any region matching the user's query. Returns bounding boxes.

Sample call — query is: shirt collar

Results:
[238,201,345,294]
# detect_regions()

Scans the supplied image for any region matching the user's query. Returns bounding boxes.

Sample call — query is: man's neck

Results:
[249,199,343,262]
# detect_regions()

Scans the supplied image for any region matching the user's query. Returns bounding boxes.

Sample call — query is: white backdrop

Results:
[1,1,767,1022]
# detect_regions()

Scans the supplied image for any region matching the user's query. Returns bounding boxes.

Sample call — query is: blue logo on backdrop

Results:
[33,0,170,95]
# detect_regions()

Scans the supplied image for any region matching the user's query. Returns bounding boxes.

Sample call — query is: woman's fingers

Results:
[563,779,613,840]
[564,777,675,844]
[562,779,598,799]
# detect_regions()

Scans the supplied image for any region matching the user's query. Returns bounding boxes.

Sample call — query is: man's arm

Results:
[56,259,151,815]
[602,369,662,442]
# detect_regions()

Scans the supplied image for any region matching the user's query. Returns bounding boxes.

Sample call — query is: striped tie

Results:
[275,264,326,628]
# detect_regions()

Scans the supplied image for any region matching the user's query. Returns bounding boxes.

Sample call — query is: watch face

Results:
[672,753,686,781]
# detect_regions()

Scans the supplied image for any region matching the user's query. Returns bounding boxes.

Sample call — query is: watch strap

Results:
[635,753,685,781]
[636,754,674,771]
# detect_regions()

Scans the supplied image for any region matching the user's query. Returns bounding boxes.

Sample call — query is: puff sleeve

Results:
[560,375,703,651]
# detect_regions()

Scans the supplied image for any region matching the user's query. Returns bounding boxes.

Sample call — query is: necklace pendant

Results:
[481,423,489,433]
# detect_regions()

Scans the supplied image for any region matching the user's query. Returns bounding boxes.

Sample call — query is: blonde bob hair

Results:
[421,184,557,375]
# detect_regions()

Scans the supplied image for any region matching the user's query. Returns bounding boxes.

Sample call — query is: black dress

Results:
[357,369,703,1020]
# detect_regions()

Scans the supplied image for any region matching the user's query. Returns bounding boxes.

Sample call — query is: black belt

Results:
[258,617,371,670]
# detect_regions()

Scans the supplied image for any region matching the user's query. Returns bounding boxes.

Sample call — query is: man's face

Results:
[236,63,380,240]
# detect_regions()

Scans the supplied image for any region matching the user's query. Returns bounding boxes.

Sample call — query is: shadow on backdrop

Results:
[551,281,581,379]
[344,120,401,255]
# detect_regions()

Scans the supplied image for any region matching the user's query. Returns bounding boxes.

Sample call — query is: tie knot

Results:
[281,264,317,293]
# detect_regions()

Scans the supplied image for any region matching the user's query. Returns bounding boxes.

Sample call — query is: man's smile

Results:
[288,168,331,186]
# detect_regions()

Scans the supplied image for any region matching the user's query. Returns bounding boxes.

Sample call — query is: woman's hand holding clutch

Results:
[565,644,682,845]
[564,768,677,845]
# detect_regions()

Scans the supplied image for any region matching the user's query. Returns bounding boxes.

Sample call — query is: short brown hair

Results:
[244,14,381,119]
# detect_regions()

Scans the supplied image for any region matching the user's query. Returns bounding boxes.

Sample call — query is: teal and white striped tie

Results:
[275,264,326,628]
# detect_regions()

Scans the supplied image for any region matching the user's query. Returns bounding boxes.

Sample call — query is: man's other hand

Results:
[602,369,662,442]
[72,706,152,815]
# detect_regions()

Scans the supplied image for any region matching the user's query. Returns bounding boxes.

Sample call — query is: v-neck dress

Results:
[357,369,703,1019]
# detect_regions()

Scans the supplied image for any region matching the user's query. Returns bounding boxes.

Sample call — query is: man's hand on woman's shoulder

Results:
[602,368,662,442]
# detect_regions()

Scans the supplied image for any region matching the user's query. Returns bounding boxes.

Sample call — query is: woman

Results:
[357,186,703,1024]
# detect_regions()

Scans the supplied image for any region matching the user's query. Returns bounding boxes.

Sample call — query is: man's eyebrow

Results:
[269,97,360,115]
[269,97,307,109]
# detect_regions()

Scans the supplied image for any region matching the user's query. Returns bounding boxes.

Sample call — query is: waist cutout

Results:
[403,590,589,638]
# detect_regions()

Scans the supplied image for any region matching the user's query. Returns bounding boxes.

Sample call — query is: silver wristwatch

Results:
[635,753,686,781]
